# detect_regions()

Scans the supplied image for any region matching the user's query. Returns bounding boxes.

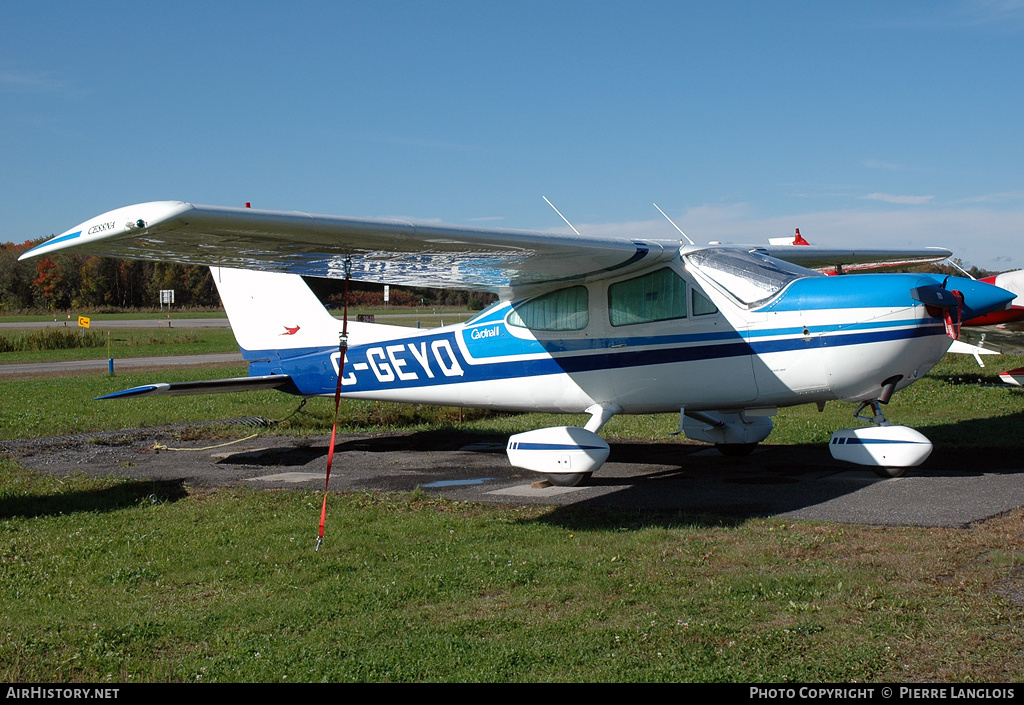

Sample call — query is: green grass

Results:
[0,329,241,363]
[1,460,1021,682]
[2,350,1024,682]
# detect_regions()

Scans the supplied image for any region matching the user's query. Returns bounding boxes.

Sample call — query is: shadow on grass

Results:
[920,410,1024,465]
[0,478,187,520]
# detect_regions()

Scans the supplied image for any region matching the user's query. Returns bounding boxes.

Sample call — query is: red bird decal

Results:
[281,325,300,336]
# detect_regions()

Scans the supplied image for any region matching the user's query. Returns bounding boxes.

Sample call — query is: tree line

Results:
[0,239,497,313]
[2,238,220,311]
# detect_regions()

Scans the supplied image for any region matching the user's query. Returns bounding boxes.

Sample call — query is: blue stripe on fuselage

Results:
[241,317,945,396]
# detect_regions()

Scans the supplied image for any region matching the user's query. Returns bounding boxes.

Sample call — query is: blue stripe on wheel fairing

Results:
[831,437,930,445]
[507,442,608,451]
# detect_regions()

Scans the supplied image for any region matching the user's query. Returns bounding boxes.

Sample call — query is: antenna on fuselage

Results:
[653,203,695,245]
[543,196,581,236]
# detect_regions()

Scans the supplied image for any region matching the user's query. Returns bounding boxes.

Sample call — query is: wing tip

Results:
[21,201,195,261]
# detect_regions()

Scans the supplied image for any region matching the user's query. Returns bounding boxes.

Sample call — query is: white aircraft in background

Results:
[964,269,1024,385]
[21,201,1015,484]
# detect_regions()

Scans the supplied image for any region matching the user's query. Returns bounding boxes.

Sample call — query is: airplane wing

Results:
[758,228,951,272]
[757,245,952,273]
[21,201,677,295]
[21,201,952,292]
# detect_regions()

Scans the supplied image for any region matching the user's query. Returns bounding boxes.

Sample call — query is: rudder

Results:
[211,266,343,353]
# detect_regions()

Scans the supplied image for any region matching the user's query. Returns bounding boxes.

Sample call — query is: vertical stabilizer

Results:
[211,267,343,353]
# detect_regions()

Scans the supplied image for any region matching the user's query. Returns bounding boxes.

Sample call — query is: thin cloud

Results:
[0,68,65,93]
[953,191,1024,204]
[868,0,1024,31]
[861,193,935,205]
[956,0,1024,28]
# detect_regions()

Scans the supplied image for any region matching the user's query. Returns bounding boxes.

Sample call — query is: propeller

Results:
[910,278,965,339]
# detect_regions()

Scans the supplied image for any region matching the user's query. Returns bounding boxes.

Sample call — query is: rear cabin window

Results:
[507,286,589,331]
[608,268,688,327]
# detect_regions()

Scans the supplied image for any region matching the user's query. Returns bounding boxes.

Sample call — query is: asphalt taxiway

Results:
[4,425,1022,529]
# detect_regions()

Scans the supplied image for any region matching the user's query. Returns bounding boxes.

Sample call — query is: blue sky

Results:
[3,1,1023,270]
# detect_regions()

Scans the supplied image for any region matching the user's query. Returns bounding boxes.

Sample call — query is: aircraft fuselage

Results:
[239,250,990,418]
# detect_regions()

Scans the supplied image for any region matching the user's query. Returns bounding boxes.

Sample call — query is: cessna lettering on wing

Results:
[87,221,116,235]
[332,338,465,387]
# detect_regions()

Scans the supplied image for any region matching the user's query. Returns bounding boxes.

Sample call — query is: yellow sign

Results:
[78,316,90,328]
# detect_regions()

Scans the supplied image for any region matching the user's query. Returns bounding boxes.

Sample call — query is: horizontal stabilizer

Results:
[947,340,999,356]
[1000,367,1024,387]
[94,374,297,400]
[946,339,999,367]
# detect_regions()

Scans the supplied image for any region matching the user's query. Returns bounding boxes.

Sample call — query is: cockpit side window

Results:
[507,285,589,331]
[608,267,688,327]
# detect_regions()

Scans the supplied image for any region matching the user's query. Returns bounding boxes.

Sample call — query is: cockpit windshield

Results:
[684,248,821,307]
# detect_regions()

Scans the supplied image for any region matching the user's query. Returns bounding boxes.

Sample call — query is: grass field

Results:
[1,338,1024,682]
[0,309,473,364]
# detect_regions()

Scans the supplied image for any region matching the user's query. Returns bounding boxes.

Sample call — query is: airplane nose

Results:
[912,275,1016,321]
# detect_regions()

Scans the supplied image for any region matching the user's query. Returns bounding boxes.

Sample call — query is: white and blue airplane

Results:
[20,201,1016,485]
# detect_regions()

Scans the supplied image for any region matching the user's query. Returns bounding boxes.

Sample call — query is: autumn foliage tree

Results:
[1,239,495,312]
[0,239,219,311]
[0,240,37,310]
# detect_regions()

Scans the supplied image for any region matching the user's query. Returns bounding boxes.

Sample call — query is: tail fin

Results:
[211,267,343,353]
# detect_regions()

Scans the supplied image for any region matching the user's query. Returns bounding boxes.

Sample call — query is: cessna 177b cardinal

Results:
[21,201,1015,484]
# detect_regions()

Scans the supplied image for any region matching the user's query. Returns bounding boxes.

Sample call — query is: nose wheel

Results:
[829,399,932,474]
[545,472,592,487]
